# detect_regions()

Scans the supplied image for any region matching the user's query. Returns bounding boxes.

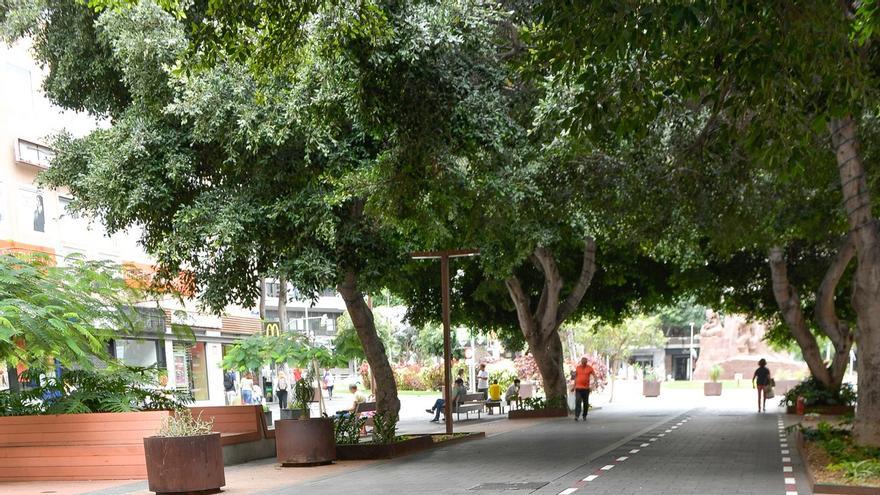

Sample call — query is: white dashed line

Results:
[559,488,578,495]
[629,449,640,454]
[783,466,793,473]
[784,477,796,484]
[582,475,599,482]
[781,443,789,447]
[782,457,791,462]
[640,443,650,447]
[781,449,790,454]
[649,438,658,442]
[658,433,666,437]
[785,492,798,495]
[616,456,629,461]
[601,465,615,471]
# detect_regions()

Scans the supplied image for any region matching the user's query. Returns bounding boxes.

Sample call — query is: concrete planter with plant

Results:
[275,370,336,466]
[143,413,225,495]
[642,367,661,397]
[704,365,723,396]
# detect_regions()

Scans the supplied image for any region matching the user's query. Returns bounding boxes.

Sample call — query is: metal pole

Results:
[441,255,453,435]
[688,322,694,381]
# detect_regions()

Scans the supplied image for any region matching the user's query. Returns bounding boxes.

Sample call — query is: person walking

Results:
[276,372,289,410]
[240,372,254,405]
[573,357,596,422]
[223,370,237,405]
[323,371,335,399]
[476,363,489,399]
[752,358,772,412]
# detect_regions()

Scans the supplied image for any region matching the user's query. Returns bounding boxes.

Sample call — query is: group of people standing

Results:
[224,367,339,409]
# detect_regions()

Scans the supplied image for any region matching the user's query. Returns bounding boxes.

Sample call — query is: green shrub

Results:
[371,411,398,444]
[782,377,856,408]
[333,413,364,445]
[0,366,189,416]
[393,364,425,391]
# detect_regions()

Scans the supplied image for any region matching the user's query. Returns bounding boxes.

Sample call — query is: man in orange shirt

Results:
[573,357,596,422]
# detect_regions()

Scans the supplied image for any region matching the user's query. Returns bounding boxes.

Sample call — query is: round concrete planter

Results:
[704,382,723,396]
[275,418,336,467]
[143,432,225,495]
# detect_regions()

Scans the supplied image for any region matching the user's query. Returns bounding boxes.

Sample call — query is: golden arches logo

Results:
[264,322,280,337]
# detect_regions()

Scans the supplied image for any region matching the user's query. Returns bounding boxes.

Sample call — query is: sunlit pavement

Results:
[1,384,811,495]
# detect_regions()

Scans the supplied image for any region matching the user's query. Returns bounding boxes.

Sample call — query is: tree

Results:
[0,253,145,374]
[526,0,880,446]
[569,315,666,402]
[3,0,513,416]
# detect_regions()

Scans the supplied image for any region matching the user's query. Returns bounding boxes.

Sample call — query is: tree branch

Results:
[557,238,597,326]
[815,234,855,347]
[532,247,563,334]
[768,247,834,387]
[504,275,537,340]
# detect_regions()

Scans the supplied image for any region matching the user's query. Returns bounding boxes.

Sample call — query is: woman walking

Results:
[752,359,772,412]
[276,372,289,410]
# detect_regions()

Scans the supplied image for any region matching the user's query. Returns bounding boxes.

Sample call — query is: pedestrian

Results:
[240,372,254,405]
[752,358,772,412]
[573,357,596,422]
[276,372,289,410]
[476,363,489,399]
[323,371,335,399]
[223,370,237,405]
[426,378,467,422]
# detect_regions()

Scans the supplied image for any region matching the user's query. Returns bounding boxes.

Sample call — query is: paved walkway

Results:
[1,387,815,495]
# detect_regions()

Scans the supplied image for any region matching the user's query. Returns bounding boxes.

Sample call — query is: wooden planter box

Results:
[336,435,435,460]
[643,381,661,397]
[704,382,723,396]
[144,433,225,495]
[0,410,172,481]
[508,407,568,419]
[276,418,336,466]
[786,404,855,416]
[796,431,880,495]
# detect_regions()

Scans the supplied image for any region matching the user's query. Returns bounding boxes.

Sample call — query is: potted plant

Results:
[642,367,661,397]
[263,403,273,426]
[704,365,723,396]
[276,369,336,466]
[143,413,224,495]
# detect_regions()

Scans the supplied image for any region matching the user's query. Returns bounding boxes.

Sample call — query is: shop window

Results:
[114,339,165,369]
[172,342,209,401]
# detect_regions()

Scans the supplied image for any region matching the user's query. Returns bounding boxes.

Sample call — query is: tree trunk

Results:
[337,269,400,415]
[504,239,597,404]
[277,275,289,334]
[830,116,880,446]
[258,278,267,321]
[527,331,568,402]
[768,247,842,389]
[608,358,616,403]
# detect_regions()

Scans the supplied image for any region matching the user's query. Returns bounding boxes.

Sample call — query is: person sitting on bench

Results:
[426,378,466,422]
[505,378,521,407]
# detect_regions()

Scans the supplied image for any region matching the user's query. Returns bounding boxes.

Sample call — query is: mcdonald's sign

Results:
[263,322,281,337]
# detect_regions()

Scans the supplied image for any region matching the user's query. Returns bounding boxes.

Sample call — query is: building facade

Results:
[0,41,346,405]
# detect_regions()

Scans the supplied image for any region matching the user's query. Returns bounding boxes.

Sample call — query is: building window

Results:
[19,189,46,233]
[114,339,166,369]
[172,342,209,401]
[266,281,281,298]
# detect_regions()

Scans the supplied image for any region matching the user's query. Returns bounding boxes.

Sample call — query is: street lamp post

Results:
[411,249,479,435]
[688,322,695,381]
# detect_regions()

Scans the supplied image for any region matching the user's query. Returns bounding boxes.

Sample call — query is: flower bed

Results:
[336,432,485,460]
[796,423,880,494]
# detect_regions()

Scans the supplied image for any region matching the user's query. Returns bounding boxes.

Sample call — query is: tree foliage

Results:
[0,253,145,369]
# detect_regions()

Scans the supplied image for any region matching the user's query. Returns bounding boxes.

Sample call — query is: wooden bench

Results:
[0,410,172,481]
[189,405,268,444]
[354,401,377,433]
[485,399,504,414]
[454,393,486,420]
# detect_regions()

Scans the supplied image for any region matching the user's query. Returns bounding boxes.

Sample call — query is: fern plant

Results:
[371,411,398,444]
[0,365,190,416]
